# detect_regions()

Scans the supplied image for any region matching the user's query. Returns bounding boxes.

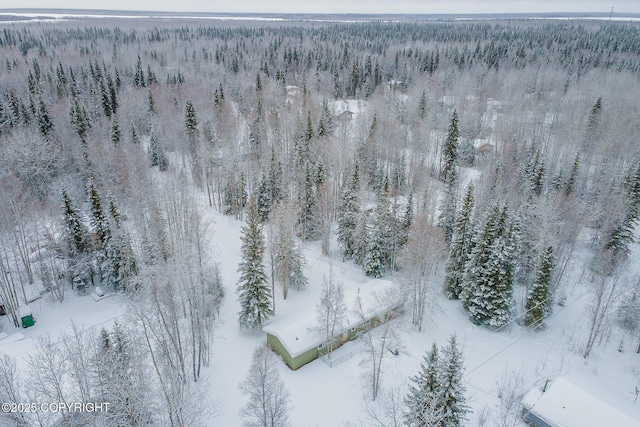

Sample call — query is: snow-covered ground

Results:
[2,174,640,426]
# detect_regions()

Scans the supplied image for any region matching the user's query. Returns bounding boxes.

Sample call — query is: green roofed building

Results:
[263,279,402,370]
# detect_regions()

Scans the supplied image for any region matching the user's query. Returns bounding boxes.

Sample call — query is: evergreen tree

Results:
[107,72,117,114]
[442,110,459,185]
[148,134,167,171]
[87,180,110,250]
[298,164,320,241]
[256,176,272,223]
[288,246,308,292]
[353,209,369,266]
[223,171,247,219]
[130,125,139,144]
[439,335,469,427]
[444,184,475,299]
[184,99,198,138]
[363,208,387,278]
[237,196,273,329]
[134,55,145,87]
[363,179,394,277]
[398,192,414,249]
[110,117,121,145]
[337,164,361,259]
[69,95,90,140]
[148,134,159,166]
[37,95,54,138]
[524,246,555,328]
[585,96,602,138]
[255,71,262,92]
[404,343,443,427]
[565,153,580,196]
[418,89,427,121]
[147,89,155,114]
[439,181,458,244]
[62,190,93,292]
[100,78,112,117]
[62,190,91,256]
[101,197,138,292]
[461,203,515,328]
[317,98,333,138]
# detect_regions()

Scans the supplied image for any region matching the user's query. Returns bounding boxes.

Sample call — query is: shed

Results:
[521,377,640,427]
[19,306,35,328]
[263,279,402,370]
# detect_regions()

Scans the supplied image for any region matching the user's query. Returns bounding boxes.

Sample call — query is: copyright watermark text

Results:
[1,402,110,413]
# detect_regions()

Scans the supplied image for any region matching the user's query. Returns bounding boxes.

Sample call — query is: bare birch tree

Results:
[239,345,292,427]
[356,287,404,401]
[315,269,346,357]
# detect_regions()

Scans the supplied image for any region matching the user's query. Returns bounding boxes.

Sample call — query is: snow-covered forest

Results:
[0,14,640,426]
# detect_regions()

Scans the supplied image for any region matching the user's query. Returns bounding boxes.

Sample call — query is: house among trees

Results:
[521,377,640,427]
[263,279,402,370]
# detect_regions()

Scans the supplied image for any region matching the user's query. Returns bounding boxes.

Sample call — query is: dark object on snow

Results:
[19,306,35,328]
[388,346,399,356]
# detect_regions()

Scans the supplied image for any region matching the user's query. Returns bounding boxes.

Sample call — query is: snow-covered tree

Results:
[439,335,469,426]
[404,343,444,427]
[337,163,361,260]
[524,246,555,328]
[405,335,468,427]
[87,180,109,250]
[298,163,321,241]
[239,345,291,427]
[223,170,247,219]
[461,203,515,328]
[62,190,91,256]
[400,210,446,331]
[441,110,459,185]
[101,197,137,292]
[269,200,307,299]
[364,220,386,278]
[315,272,346,356]
[444,184,475,299]
[237,195,272,329]
[357,287,403,401]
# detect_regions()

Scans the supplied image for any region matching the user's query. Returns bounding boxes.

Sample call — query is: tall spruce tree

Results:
[444,184,475,299]
[439,335,469,427]
[524,246,555,328]
[237,195,273,329]
[62,190,93,292]
[101,197,137,292]
[62,190,91,256]
[404,343,444,427]
[337,163,361,259]
[87,180,110,250]
[298,163,320,241]
[604,160,640,266]
[363,179,392,277]
[461,203,515,328]
[441,110,459,185]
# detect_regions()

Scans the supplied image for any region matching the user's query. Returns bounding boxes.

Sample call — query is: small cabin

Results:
[19,306,35,328]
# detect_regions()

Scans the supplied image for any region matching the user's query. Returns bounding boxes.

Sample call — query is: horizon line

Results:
[1,8,640,17]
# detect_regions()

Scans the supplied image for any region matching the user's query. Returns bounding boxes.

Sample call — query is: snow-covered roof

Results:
[263,279,399,359]
[331,99,365,116]
[522,377,640,427]
[18,306,32,317]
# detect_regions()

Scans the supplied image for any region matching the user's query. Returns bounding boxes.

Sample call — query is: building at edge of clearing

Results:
[263,279,402,370]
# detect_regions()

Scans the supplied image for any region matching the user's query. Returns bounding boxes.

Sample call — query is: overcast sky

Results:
[2,1,639,14]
